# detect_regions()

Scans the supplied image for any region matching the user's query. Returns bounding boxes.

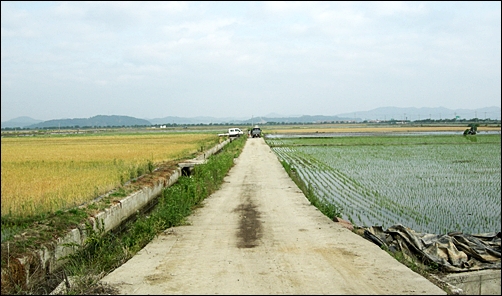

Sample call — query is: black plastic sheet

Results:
[363,224,501,272]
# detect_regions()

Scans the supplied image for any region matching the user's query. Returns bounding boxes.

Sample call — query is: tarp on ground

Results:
[363,224,501,272]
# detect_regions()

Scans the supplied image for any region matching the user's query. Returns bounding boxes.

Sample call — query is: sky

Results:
[1,1,501,122]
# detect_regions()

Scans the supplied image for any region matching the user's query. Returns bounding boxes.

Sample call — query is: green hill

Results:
[27,115,152,129]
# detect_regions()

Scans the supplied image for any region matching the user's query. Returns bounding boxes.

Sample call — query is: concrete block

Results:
[54,228,82,269]
[442,269,501,295]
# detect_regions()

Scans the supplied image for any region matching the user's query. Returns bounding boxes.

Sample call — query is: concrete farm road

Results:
[100,138,446,295]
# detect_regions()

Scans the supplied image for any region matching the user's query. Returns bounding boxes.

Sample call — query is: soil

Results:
[99,137,447,295]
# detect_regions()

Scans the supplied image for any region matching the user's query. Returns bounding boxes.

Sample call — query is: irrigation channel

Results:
[265,131,501,236]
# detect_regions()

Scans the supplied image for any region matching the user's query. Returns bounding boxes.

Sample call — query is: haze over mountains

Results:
[2,106,500,129]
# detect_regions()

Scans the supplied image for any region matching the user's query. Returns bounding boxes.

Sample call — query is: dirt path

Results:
[99,138,446,295]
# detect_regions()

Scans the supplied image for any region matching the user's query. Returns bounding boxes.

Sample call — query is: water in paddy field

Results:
[265,130,501,139]
[268,131,501,235]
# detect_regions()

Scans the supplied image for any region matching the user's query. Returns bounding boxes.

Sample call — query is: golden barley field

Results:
[1,133,219,217]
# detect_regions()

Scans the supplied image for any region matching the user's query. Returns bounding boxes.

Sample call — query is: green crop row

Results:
[268,134,501,235]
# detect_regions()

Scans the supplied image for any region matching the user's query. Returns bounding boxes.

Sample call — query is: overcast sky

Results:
[1,1,501,122]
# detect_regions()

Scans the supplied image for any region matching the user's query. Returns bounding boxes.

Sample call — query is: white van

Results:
[228,128,243,137]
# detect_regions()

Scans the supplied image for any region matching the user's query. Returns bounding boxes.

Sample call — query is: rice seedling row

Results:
[273,146,416,228]
[268,135,501,234]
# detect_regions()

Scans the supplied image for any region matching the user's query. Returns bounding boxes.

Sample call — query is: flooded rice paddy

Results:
[266,132,501,235]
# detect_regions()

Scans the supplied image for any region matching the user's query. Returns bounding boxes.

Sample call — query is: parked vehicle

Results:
[228,128,244,137]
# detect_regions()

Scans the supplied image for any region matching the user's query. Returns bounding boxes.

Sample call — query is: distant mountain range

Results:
[2,106,500,129]
[1,116,44,128]
[1,115,150,129]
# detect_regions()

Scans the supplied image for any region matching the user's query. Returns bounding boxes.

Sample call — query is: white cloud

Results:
[1,1,500,121]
